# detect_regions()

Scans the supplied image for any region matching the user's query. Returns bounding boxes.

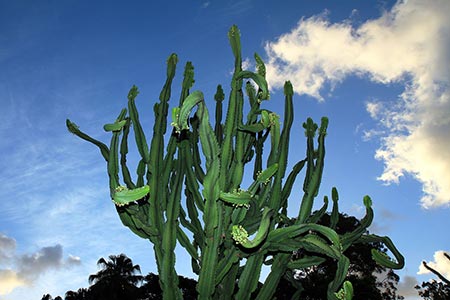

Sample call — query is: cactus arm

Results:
[231,207,273,248]
[112,185,150,206]
[265,223,341,250]
[116,207,154,239]
[136,159,146,187]
[330,187,340,230]
[266,112,281,166]
[106,108,127,193]
[247,163,279,194]
[277,81,294,175]
[107,132,120,192]
[127,86,150,164]
[228,25,242,72]
[287,255,326,269]
[280,159,306,211]
[231,53,269,190]
[189,116,206,183]
[268,81,294,210]
[230,82,246,190]
[236,71,269,101]
[327,256,351,300]
[184,151,205,212]
[219,190,253,207]
[334,281,354,300]
[197,99,221,299]
[66,119,110,161]
[297,117,328,224]
[358,234,405,269]
[307,196,329,224]
[160,158,183,299]
[341,196,374,249]
[176,224,199,263]
[119,118,136,189]
[146,54,179,300]
[302,118,318,191]
[214,85,225,145]
[256,253,292,300]
[219,25,245,190]
[254,52,266,78]
[235,254,265,300]
[215,248,241,285]
[103,119,127,132]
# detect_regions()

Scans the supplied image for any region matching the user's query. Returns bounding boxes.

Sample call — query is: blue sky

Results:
[1,1,449,299]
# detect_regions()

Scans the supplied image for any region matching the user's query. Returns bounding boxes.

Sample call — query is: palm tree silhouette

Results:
[88,253,143,300]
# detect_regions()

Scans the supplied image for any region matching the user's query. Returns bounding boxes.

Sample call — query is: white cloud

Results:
[366,101,384,119]
[242,57,252,71]
[418,250,450,280]
[264,0,450,208]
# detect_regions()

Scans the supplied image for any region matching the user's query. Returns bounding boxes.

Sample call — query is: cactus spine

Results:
[67,25,404,300]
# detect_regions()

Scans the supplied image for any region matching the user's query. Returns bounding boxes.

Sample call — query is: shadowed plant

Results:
[67,25,404,300]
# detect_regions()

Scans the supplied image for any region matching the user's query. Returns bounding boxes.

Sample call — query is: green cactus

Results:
[67,25,404,300]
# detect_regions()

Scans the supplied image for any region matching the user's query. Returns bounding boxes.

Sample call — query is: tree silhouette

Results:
[274,213,404,300]
[64,288,93,300]
[415,280,450,300]
[88,253,143,300]
[40,295,62,300]
[415,252,450,299]
[138,273,198,300]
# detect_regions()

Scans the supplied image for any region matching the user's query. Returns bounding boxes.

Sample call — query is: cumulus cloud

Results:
[264,0,450,208]
[418,250,450,280]
[0,233,81,296]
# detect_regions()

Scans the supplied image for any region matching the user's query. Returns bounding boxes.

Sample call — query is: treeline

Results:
[41,253,197,300]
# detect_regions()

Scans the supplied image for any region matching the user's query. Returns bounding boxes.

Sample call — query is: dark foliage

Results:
[415,252,450,299]
[138,273,198,300]
[415,279,450,300]
[40,254,197,300]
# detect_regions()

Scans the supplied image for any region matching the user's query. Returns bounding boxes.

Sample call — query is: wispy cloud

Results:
[0,234,80,296]
[264,0,450,208]
[368,207,403,234]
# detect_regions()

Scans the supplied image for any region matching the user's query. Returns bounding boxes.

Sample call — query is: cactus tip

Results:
[66,119,79,133]
[127,85,139,101]
[319,117,329,135]
[363,195,372,208]
[284,81,294,96]
[332,187,339,202]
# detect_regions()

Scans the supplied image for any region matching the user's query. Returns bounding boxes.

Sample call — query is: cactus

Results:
[67,25,404,300]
